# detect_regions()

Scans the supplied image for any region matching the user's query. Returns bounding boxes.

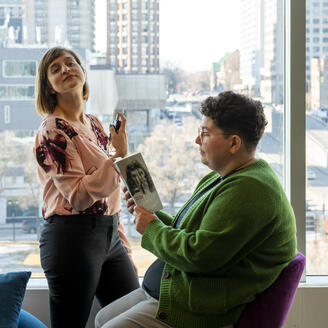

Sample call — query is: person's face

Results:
[130,167,149,190]
[47,51,86,97]
[136,168,148,185]
[195,116,234,172]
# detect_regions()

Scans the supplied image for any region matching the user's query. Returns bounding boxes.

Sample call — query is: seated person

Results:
[95,91,297,328]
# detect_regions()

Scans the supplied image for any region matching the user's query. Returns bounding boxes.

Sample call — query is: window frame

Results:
[285,0,306,277]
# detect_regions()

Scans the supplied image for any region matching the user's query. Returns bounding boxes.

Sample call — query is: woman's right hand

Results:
[123,186,136,214]
[110,112,128,159]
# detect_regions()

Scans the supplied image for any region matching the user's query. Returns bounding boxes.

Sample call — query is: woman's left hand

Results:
[133,205,157,235]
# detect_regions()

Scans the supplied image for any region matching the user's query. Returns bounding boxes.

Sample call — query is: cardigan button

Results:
[163,272,171,279]
[158,312,167,320]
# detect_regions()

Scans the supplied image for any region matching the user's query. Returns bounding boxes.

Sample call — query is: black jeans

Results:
[40,214,140,328]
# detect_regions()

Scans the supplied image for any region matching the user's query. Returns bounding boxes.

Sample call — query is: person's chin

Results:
[200,156,207,166]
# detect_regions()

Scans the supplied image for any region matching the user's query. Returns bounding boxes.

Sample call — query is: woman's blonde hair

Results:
[35,46,89,116]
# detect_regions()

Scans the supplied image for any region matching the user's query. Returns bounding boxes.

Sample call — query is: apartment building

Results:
[106,0,160,73]
[23,0,95,50]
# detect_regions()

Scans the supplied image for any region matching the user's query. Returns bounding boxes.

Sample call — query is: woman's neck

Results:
[52,96,85,124]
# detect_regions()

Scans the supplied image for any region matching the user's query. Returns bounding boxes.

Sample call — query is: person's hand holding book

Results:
[123,186,136,214]
[133,205,157,235]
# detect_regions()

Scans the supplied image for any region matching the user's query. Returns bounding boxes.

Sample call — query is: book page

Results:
[114,152,163,212]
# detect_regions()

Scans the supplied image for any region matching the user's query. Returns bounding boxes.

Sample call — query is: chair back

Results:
[235,252,305,328]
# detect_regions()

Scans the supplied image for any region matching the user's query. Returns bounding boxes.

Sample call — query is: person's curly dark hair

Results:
[199,91,267,152]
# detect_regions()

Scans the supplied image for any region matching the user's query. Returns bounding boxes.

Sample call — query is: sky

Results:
[95,0,241,72]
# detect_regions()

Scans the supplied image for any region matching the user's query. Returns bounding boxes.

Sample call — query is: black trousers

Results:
[40,214,140,328]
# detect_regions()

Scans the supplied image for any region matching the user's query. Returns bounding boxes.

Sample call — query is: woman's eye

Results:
[68,62,75,66]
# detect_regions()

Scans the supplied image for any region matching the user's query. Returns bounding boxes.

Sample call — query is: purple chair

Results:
[236,252,305,328]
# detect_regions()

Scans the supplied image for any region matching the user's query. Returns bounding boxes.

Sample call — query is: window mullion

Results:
[284,0,306,263]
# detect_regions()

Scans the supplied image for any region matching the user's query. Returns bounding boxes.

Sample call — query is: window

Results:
[0,85,34,100]
[3,61,37,77]
[306,0,328,275]
[4,105,10,124]
[0,0,312,287]
[132,1,138,10]
[313,37,320,43]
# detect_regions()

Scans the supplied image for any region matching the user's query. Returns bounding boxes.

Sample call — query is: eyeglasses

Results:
[197,127,231,142]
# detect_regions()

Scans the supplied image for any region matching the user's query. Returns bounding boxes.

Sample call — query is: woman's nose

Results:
[63,65,70,73]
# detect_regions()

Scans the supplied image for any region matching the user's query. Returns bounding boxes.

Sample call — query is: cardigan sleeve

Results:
[141,177,279,273]
[35,125,120,212]
[155,210,174,225]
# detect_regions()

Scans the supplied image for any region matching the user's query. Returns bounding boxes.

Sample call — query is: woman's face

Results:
[130,167,150,193]
[47,51,86,97]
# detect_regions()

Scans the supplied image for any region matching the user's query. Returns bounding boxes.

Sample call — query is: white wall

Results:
[23,285,328,328]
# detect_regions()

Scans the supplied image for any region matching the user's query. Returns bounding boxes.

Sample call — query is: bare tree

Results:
[162,61,183,95]
[138,117,208,214]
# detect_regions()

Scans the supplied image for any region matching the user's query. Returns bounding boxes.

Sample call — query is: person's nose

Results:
[62,65,71,74]
[195,134,201,145]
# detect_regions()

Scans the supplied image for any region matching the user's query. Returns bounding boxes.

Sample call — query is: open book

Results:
[114,152,163,212]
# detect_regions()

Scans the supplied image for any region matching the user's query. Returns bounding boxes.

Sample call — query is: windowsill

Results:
[27,276,328,290]
[27,277,145,289]
[302,275,328,287]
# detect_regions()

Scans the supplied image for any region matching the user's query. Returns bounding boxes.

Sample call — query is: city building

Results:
[22,0,95,50]
[106,0,160,73]
[216,50,242,92]
[0,0,24,46]
[240,0,264,97]
[310,57,328,111]
[306,0,328,109]
[260,0,284,105]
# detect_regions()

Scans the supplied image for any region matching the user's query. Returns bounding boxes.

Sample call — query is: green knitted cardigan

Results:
[141,159,297,328]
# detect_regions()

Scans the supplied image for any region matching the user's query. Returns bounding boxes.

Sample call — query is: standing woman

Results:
[34,47,139,327]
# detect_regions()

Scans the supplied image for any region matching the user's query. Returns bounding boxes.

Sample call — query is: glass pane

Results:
[0,0,284,279]
[4,61,36,77]
[306,0,328,275]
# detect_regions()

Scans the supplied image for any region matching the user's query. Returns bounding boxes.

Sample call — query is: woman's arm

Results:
[35,125,120,211]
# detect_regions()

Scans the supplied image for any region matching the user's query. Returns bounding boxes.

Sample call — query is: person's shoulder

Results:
[226,160,283,196]
[87,114,102,127]
[37,116,78,140]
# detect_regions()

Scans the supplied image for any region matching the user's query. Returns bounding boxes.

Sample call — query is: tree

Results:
[162,61,183,95]
[138,117,208,214]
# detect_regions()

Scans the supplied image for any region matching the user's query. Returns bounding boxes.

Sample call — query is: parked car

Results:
[22,218,43,234]
[307,169,316,180]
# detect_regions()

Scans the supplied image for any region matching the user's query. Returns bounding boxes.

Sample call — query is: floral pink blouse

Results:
[34,114,132,254]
